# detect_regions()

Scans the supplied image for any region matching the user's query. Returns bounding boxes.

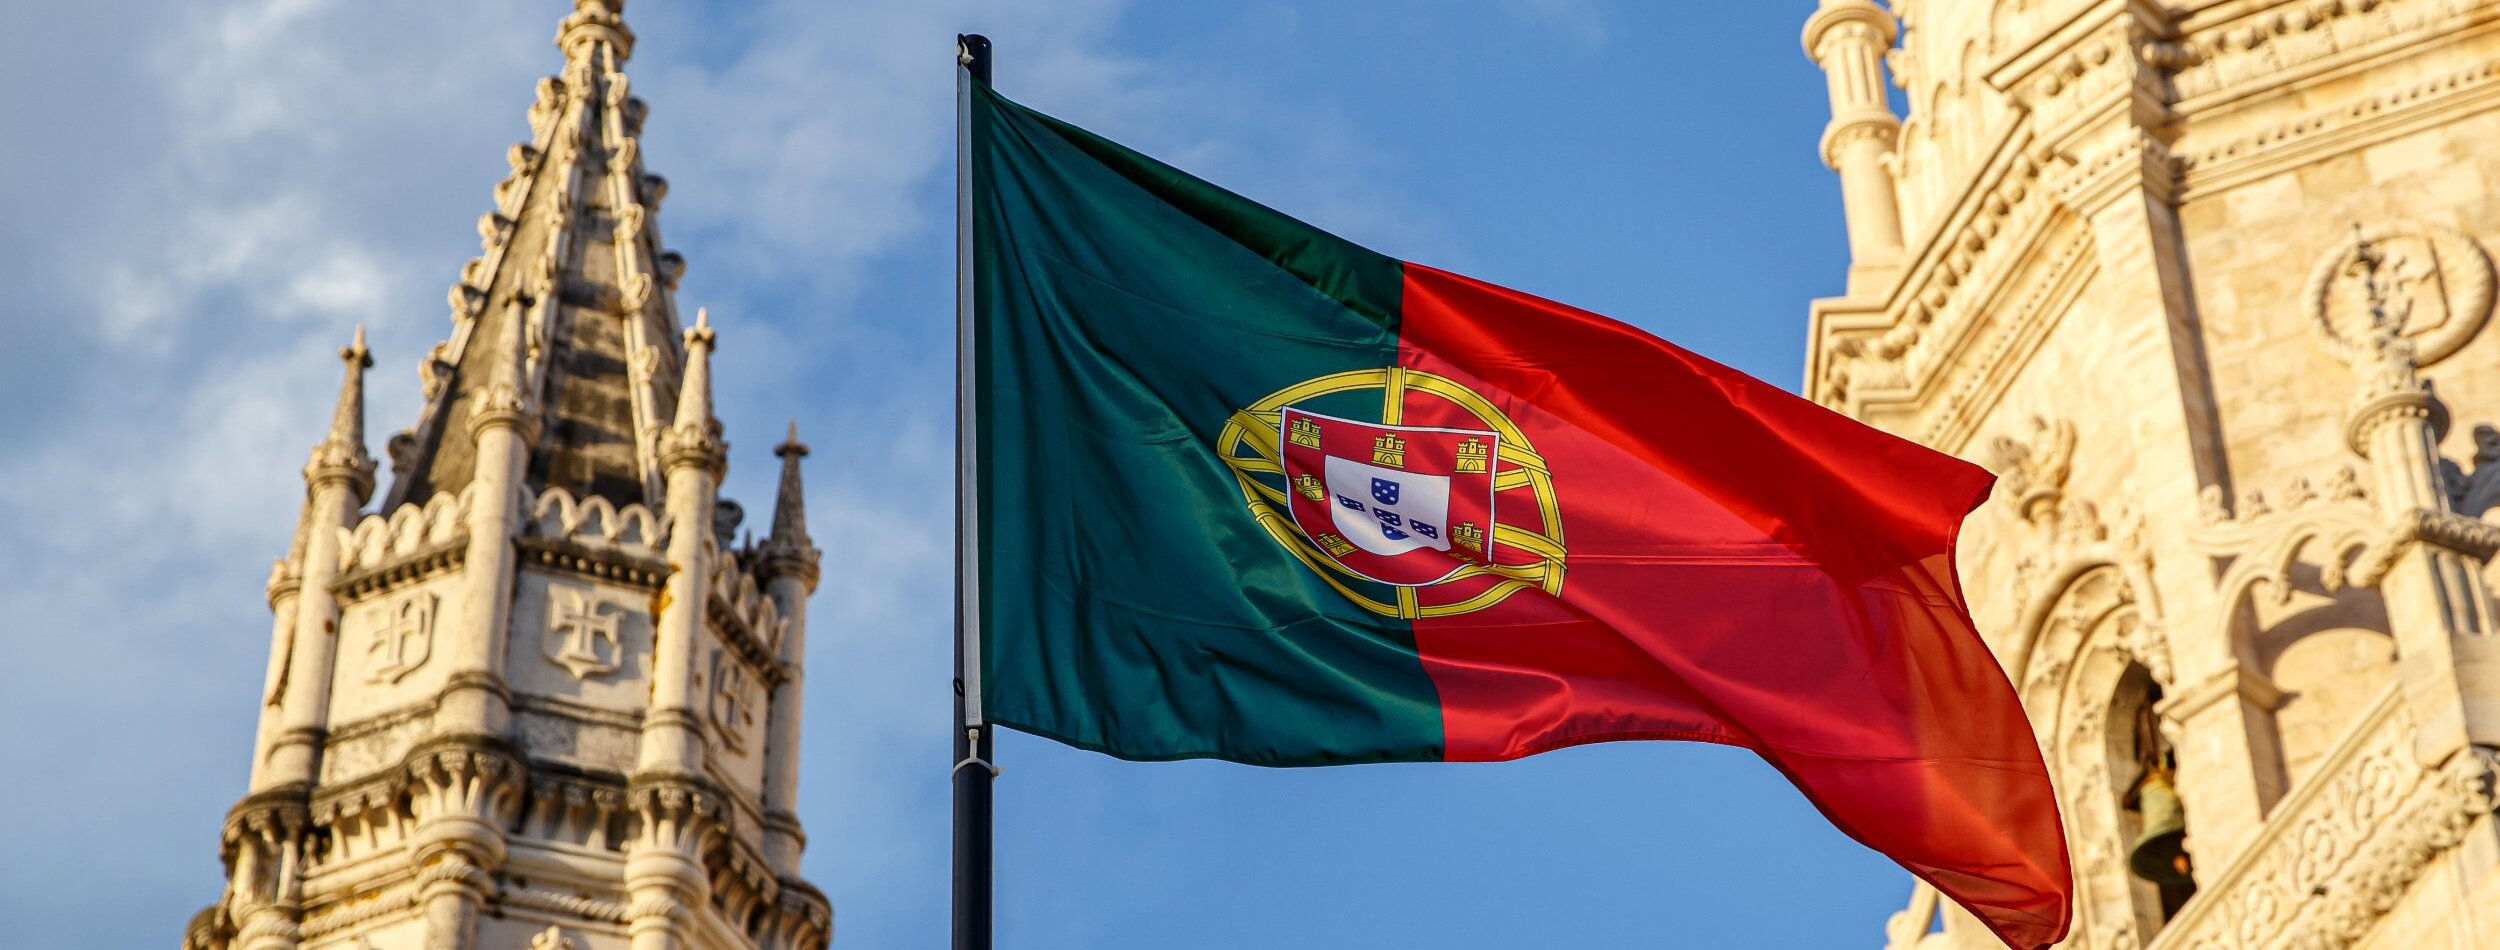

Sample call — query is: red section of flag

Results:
[1395,263,2071,950]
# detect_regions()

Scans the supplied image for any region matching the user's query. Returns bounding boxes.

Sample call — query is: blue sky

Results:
[0,1,1916,946]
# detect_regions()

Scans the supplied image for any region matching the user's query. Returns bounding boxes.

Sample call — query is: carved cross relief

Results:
[544,588,623,680]
[709,648,758,752]
[366,593,434,684]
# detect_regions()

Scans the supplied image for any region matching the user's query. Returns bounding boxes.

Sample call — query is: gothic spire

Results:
[658,307,728,479]
[770,421,811,546]
[758,420,820,585]
[674,307,715,430]
[306,325,377,503]
[379,0,689,512]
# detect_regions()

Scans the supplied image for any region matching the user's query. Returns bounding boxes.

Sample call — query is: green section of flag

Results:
[970,82,1443,765]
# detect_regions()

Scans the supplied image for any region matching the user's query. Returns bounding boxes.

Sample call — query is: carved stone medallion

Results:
[2304,222,2495,370]
[544,587,623,680]
[367,593,435,684]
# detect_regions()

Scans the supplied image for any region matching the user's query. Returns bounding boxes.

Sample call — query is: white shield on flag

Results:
[1277,407,1498,587]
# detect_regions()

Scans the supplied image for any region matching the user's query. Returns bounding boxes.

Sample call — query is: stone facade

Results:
[1804,2,2500,947]
[185,3,831,949]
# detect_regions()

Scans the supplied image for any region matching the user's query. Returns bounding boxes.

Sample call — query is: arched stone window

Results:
[2236,561,2398,795]
[2265,625,2398,784]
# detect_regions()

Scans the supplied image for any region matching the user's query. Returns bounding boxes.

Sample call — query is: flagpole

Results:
[953,31,996,950]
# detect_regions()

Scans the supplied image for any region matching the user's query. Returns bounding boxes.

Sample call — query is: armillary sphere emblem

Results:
[1218,368,1565,619]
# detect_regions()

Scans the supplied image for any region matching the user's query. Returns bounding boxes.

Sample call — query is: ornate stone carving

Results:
[465,381,539,442]
[446,280,486,323]
[202,3,831,947]
[709,648,758,752]
[507,888,626,923]
[2305,222,2496,372]
[365,592,434,684]
[545,587,624,680]
[477,212,515,253]
[614,202,645,246]
[1987,415,2077,522]
[2344,508,2500,588]
[2150,697,2497,949]
[2169,0,2498,102]
[622,272,654,314]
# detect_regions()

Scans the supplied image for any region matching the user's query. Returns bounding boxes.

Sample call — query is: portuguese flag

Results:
[967,82,2070,948]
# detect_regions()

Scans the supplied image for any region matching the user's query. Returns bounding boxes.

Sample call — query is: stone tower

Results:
[185,3,831,948]
[1803,1,2500,947]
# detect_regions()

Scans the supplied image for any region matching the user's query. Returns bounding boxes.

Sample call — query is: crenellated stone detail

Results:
[710,547,789,661]
[337,489,472,575]
[528,485,666,551]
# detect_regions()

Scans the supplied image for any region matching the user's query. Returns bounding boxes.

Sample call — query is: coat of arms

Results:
[1220,368,1566,619]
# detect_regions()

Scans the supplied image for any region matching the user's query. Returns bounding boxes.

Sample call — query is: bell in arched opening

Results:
[2127,769,2191,884]
[2121,687,2198,918]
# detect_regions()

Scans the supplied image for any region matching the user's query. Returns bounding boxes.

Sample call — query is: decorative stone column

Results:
[225,792,311,950]
[262,331,378,793]
[624,778,721,950]
[439,304,536,743]
[2327,231,2500,764]
[233,330,374,950]
[756,423,821,879]
[1803,0,1905,285]
[406,743,523,950]
[246,561,301,792]
[627,309,726,950]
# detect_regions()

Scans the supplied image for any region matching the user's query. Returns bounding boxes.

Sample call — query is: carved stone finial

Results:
[556,0,635,63]
[305,325,377,501]
[660,308,726,476]
[760,419,821,586]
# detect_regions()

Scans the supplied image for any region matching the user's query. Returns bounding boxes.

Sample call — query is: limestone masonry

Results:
[1805,1,2500,947]
[186,2,831,948]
